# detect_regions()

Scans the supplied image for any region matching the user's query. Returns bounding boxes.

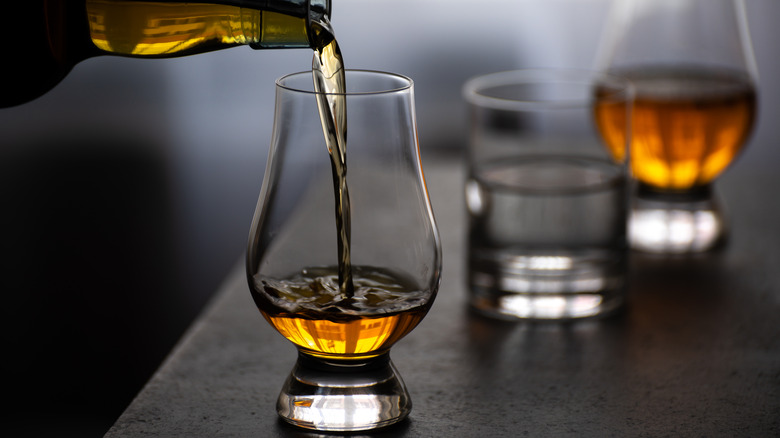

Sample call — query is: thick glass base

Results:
[468,249,626,320]
[629,184,726,254]
[276,352,411,432]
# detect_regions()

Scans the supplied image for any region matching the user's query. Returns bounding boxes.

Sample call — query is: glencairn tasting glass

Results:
[246,70,441,431]
[596,0,758,253]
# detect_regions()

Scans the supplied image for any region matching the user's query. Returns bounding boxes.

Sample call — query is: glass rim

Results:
[462,69,633,110]
[276,69,414,96]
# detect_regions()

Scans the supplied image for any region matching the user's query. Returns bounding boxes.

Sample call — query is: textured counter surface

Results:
[107,158,780,437]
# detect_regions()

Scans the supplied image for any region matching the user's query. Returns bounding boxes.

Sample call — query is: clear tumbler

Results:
[463,69,632,320]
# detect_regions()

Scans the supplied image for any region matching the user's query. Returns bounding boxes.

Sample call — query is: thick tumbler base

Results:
[629,184,726,254]
[468,249,626,320]
[276,352,411,432]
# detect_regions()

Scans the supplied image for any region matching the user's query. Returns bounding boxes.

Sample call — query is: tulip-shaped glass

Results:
[596,0,758,253]
[246,70,441,431]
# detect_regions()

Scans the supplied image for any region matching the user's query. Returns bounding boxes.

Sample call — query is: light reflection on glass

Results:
[471,254,613,294]
[498,294,604,319]
[499,275,606,294]
[501,255,575,271]
[526,256,573,271]
[630,208,721,253]
[465,179,485,214]
[279,394,402,432]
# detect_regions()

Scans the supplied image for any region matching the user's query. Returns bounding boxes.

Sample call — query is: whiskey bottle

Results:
[1,0,331,107]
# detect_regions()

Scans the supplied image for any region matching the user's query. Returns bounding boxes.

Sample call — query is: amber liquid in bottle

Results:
[84,0,310,57]
[595,67,756,190]
[1,0,315,107]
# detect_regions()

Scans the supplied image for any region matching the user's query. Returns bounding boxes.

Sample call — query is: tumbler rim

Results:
[276,69,413,95]
[463,68,632,111]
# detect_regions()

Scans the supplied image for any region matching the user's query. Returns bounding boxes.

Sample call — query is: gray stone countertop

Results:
[106,157,780,437]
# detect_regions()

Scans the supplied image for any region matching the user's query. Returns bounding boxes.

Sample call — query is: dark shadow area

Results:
[0,135,189,436]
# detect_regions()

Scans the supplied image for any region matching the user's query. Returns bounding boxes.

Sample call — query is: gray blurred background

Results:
[1,0,777,435]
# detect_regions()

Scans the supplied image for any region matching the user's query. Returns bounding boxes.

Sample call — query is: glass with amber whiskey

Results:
[246,70,441,431]
[596,0,758,253]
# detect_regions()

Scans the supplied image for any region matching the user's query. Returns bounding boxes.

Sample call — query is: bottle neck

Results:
[250,0,332,49]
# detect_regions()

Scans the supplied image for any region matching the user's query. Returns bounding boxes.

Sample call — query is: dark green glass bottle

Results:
[1,0,331,107]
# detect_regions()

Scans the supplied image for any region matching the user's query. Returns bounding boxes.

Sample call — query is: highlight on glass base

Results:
[629,184,726,254]
[469,252,627,320]
[277,353,411,431]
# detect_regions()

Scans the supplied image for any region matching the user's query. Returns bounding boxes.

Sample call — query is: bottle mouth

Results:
[276,70,414,96]
[246,0,330,50]
[306,0,332,48]
[312,0,331,17]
